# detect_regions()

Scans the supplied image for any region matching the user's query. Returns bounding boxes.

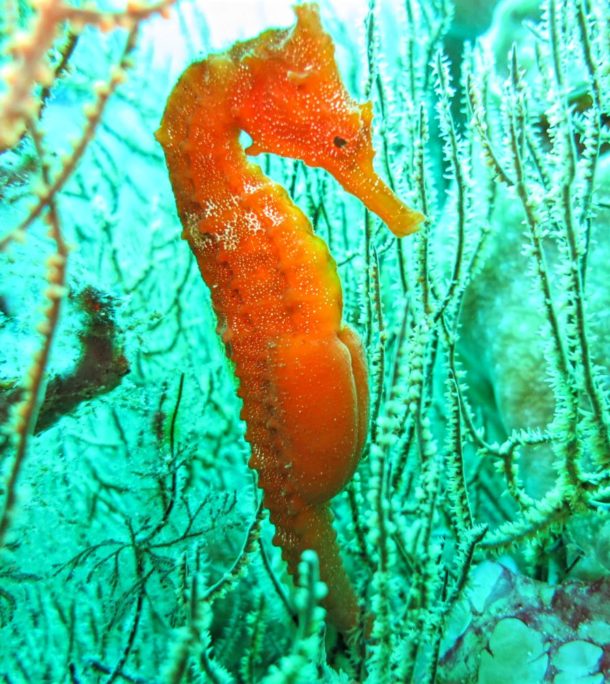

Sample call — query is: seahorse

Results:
[156,3,423,634]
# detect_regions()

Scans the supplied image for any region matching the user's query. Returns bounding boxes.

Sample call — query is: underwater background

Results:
[1,0,610,682]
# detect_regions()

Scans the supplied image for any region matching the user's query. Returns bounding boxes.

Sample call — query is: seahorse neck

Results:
[158,59,271,224]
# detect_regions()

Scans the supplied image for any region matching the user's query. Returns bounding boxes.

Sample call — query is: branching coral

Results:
[0,0,609,682]
[0,0,175,546]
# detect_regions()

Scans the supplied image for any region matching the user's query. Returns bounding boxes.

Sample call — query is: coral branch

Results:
[0,0,174,152]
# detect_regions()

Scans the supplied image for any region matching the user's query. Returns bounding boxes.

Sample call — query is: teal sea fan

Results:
[0,0,609,682]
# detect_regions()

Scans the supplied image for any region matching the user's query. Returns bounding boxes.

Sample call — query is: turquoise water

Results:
[1,0,609,681]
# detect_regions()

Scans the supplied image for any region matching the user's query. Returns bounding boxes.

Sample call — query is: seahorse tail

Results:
[269,500,360,635]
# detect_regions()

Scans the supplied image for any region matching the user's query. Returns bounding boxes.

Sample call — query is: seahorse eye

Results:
[333,136,347,148]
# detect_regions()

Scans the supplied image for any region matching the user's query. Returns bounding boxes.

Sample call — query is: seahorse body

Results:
[157,4,423,633]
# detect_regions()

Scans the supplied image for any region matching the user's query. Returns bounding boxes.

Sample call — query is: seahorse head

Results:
[233,3,424,237]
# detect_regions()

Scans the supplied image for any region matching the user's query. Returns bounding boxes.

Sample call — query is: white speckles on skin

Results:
[184,211,203,244]
[188,225,211,251]
[244,211,263,234]
[242,178,265,194]
[203,199,220,219]
[184,211,199,231]
[219,220,239,250]
[201,194,240,221]
[262,203,283,226]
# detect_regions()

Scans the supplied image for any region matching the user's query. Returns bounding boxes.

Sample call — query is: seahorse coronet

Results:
[158,2,421,634]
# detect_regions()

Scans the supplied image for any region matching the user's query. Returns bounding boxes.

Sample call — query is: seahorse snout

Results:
[337,166,425,238]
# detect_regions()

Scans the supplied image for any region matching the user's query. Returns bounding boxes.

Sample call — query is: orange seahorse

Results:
[156,3,423,634]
